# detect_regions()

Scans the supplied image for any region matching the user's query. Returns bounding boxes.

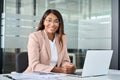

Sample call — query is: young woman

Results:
[24,9,76,74]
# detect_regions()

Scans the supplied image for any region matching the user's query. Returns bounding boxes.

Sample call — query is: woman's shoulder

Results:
[55,34,67,43]
[62,34,67,40]
[56,34,67,38]
[28,30,44,39]
[29,30,42,36]
[62,34,67,38]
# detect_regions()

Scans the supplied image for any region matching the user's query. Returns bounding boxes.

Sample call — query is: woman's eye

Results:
[48,20,51,22]
[46,19,52,22]
[54,20,59,23]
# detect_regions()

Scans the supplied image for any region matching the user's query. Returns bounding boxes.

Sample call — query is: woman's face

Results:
[44,13,59,34]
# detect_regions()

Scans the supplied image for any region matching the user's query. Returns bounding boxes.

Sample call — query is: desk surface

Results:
[1,69,120,80]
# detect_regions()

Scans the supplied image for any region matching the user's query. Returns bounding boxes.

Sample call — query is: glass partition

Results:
[2,0,111,73]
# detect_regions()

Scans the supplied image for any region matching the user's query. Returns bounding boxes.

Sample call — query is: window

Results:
[2,0,111,73]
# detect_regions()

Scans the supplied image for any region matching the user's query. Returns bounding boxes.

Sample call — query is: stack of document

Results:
[4,72,71,80]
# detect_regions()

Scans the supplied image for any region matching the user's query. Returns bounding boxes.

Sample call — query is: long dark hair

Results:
[37,9,65,47]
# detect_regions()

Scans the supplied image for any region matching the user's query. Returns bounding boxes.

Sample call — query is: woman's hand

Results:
[51,63,76,74]
[62,63,76,74]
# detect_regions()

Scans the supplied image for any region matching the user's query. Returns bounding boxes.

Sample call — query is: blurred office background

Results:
[0,0,119,73]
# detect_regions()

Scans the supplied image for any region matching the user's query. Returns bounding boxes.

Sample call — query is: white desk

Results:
[1,69,120,80]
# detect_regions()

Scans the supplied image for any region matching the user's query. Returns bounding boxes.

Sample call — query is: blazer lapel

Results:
[41,30,51,59]
[55,35,61,55]
[55,35,62,66]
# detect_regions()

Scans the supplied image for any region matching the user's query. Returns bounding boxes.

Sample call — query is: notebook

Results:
[74,50,113,78]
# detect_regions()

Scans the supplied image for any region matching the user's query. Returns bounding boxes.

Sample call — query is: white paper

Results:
[7,72,69,80]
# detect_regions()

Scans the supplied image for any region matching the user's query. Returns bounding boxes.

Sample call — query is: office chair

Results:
[16,52,28,73]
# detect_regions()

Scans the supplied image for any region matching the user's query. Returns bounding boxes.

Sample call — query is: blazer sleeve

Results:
[27,33,54,72]
[61,35,71,67]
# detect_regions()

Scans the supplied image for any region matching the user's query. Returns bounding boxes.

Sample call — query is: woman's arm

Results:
[27,33,54,72]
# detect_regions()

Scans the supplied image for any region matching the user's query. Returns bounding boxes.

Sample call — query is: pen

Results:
[3,75,16,80]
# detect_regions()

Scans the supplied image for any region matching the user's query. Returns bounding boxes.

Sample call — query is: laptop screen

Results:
[81,50,113,77]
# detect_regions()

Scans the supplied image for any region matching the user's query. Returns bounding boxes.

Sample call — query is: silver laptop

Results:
[74,50,113,78]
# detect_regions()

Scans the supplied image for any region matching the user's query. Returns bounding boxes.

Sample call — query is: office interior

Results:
[0,0,119,74]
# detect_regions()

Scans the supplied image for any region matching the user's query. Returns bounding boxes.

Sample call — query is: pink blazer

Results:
[24,30,70,73]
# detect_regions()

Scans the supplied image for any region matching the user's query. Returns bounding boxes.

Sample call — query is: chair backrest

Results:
[16,52,28,73]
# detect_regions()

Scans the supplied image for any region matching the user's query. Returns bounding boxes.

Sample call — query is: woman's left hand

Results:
[62,63,76,74]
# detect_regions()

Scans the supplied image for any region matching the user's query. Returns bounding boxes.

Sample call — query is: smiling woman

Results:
[24,9,76,74]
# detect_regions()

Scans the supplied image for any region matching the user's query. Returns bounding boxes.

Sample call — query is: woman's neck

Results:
[47,33,55,41]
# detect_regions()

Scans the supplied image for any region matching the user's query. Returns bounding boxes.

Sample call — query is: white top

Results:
[49,39,58,66]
